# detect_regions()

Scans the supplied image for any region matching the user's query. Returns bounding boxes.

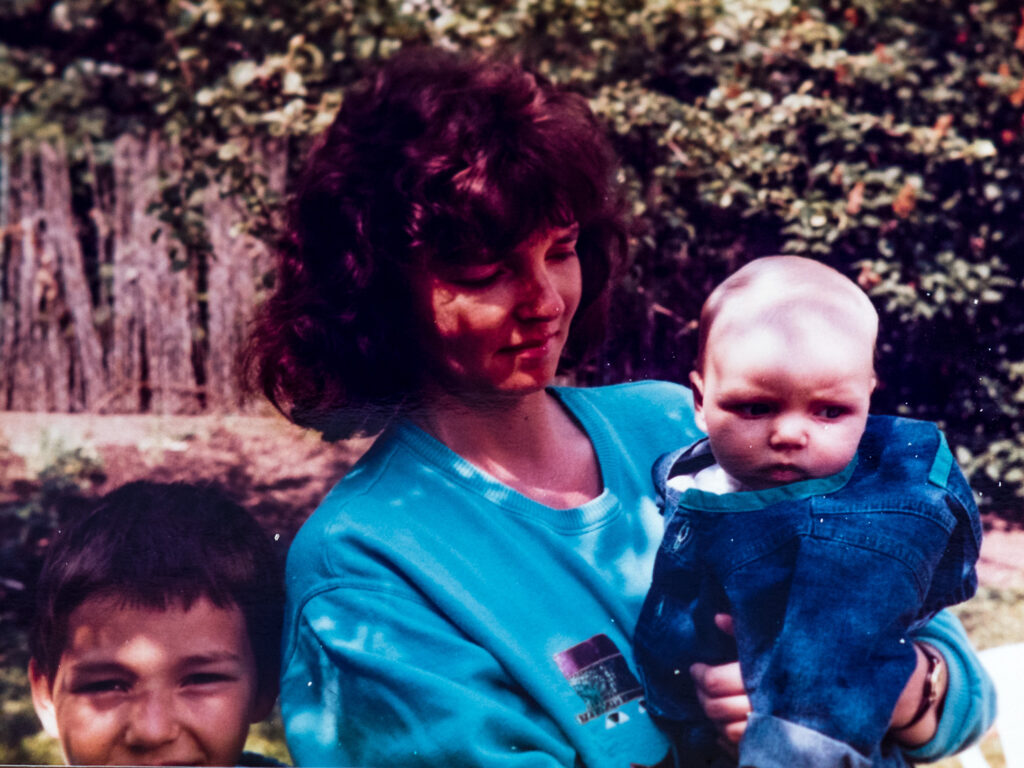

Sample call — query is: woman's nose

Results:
[516,264,564,320]
[124,690,180,748]
[769,414,809,449]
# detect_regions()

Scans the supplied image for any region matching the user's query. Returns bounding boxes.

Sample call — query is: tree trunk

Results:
[2,135,288,414]
[110,133,198,414]
[38,141,108,409]
[8,151,48,411]
[205,139,285,413]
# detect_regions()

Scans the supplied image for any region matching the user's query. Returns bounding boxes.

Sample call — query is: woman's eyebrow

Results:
[555,224,580,243]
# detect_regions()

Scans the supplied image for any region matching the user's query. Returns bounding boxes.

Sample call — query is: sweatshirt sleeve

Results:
[903,610,997,761]
[281,583,576,767]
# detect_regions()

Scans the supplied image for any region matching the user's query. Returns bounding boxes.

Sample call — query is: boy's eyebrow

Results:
[65,661,134,677]
[180,652,245,666]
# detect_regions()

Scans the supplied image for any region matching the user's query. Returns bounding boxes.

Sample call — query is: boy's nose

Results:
[769,415,809,449]
[124,690,180,748]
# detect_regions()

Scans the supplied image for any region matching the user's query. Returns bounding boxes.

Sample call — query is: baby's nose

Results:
[769,415,809,448]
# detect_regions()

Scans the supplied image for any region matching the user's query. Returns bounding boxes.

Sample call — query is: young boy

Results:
[28,481,285,767]
[634,256,982,767]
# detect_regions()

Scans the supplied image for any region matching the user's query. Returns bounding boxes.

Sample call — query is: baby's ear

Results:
[28,658,60,740]
[689,371,708,433]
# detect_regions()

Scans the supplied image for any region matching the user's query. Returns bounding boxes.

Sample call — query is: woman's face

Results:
[412,223,582,399]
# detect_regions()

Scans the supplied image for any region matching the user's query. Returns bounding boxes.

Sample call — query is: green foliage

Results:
[0,657,62,765]
[3,0,1024,508]
[0,444,104,765]
[244,707,292,765]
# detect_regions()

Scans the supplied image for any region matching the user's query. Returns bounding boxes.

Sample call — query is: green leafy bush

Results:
[3,0,1024,510]
[0,445,104,765]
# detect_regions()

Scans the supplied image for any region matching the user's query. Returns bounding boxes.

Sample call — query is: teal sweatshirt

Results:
[280,381,994,767]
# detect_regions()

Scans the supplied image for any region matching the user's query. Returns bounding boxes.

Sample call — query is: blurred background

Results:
[1,0,1022,764]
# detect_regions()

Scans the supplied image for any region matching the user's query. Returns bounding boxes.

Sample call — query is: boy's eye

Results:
[72,679,131,695]
[182,672,235,687]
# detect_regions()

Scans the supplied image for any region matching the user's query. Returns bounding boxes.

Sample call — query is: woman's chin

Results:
[473,374,557,402]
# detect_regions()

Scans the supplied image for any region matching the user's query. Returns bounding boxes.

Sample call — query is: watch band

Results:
[894,642,944,731]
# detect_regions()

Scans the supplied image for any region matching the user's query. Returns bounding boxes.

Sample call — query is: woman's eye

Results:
[449,265,504,287]
[547,248,578,262]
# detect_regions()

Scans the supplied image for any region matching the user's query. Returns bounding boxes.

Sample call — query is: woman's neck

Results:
[412,388,602,509]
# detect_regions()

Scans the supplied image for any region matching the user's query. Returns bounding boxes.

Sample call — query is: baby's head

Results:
[28,481,283,766]
[691,256,878,490]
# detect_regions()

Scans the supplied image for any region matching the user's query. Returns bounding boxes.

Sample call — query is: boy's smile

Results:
[30,595,271,766]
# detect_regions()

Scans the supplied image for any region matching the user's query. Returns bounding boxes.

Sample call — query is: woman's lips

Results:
[502,334,557,358]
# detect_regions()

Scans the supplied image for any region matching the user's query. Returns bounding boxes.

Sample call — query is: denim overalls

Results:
[634,415,981,768]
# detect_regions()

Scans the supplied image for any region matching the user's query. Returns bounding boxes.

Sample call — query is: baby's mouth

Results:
[764,465,807,483]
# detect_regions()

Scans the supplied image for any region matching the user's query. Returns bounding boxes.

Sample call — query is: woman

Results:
[248,48,994,767]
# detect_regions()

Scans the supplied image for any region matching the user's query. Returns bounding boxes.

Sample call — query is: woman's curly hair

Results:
[246,47,627,438]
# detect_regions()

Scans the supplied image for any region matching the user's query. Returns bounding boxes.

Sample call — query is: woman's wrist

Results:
[890,642,948,746]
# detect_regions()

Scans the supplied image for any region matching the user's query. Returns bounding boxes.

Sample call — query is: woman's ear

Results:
[689,370,708,433]
[28,658,61,740]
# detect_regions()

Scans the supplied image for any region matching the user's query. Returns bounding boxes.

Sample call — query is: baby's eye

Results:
[734,403,774,417]
[818,405,849,419]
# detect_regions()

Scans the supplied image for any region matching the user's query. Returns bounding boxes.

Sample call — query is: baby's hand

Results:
[690,614,749,756]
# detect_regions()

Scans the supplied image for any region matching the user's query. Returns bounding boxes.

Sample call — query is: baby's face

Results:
[30,595,269,766]
[693,322,875,490]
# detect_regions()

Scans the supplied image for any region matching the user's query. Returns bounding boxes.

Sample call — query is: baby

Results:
[634,256,982,767]
[28,481,285,766]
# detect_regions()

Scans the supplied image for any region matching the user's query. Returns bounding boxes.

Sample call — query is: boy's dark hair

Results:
[246,46,627,438]
[29,481,284,698]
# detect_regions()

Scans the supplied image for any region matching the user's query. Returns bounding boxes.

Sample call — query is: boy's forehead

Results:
[62,594,252,666]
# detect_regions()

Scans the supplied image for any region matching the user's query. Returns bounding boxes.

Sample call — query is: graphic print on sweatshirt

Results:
[554,634,645,725]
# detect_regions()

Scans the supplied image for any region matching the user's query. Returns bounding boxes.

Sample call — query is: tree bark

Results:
[2,135,288,414]
[205,139,285,412]
[146,135,197,414]
[38,141,108,409]
[110,133,197,414]
[8,151,48,411]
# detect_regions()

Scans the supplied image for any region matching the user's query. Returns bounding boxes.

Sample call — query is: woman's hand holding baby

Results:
[690,614,749,755]
[690,614,948,755]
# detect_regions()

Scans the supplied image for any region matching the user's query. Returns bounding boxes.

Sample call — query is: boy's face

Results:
[30,594,273,766]
[692,321,875,491]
